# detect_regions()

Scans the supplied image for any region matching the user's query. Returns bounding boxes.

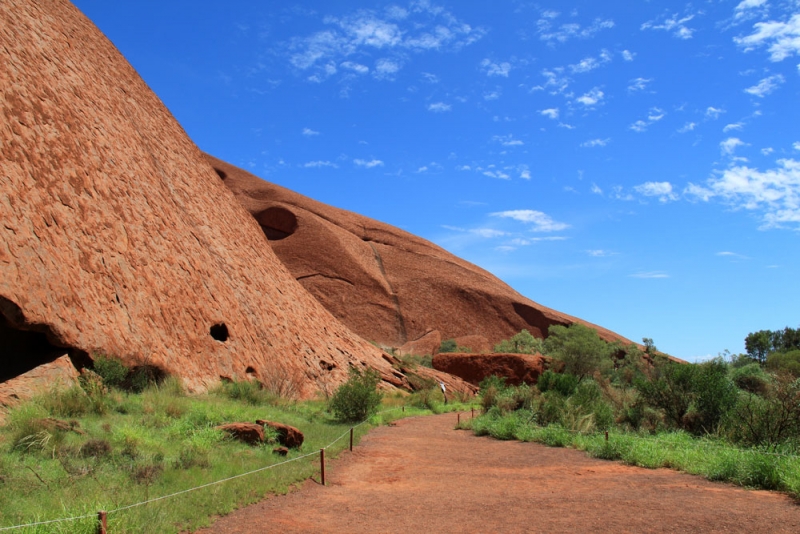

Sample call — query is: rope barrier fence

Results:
[0,407,407,532]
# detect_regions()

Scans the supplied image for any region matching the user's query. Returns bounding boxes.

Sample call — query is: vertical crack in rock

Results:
[367,243,407,344]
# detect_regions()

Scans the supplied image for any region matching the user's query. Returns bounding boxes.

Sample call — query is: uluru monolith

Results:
[206,155,635,354]
[0,0,409,401]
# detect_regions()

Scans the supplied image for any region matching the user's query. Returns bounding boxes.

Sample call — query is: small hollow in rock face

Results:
[255,207,298,241]
[245,366,257,378]
[210,323,229,342]
[214,168,227,180]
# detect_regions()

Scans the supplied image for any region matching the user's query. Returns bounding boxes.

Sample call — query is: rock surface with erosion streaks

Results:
[0,0,403,400]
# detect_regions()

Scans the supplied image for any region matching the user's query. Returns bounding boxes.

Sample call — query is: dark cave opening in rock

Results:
[0,298,86,382]
[214,168,227,180]
[210,323,229,342]
[255,206,298,241]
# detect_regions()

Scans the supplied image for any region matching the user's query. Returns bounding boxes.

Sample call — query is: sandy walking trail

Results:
[198,413,800,533]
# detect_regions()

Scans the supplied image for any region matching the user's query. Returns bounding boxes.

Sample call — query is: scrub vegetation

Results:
[460,324,800,499]
[0,357,472,533]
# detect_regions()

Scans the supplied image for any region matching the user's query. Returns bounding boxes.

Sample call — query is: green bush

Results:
[478,375,507,412]
[537,370,578,397]
[329,367,383,422]
[92,354,129,389]
[439,339,458,353]
[544,324,613,380]
[730,363,770,394]
[493,329,544,354]
[766,350,800,378]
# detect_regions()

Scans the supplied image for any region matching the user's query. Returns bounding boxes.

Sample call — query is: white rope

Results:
[0,513,96,532]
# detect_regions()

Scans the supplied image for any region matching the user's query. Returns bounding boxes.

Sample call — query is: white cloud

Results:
[721,137,746,156]
[481,59,511,77]
[353,158,384,168]
[340,61,369,74]
[304,160,338,168]
[428,102,452,112]
[648,107,666,122]
[482,170,511,180]
[520,169,531,180]
[630,120,649,133]
[762,147,775,155]
[724,122,744,132]
[491,210,569,232]
[628,77,652,92]
[416,166,428,173]
[685,158,800,228]
[569,50,612,74]
[630,271,670,279]
[493,134,524,147]
[537,13,615,44]
[422,72,439,83]
[456,165,471,171]
[374,58,401,78]
[641,13,697,39]
[483,89,501,101]
[587,249,615,257]
[706,106,726,119]
[471,228,507,238]
[302,127,320,136]
[794,142,800,151]
[744,74,785,97]
[288,6,484,79]
[581,138,610,148]
[591,183,603,195]
[575,87,604,106]
[635,181,678,202]
[735,14,800,62]
[540,108,560,120]
[622,50,636,61]
[678,122,697,133]
[717,251,750,260]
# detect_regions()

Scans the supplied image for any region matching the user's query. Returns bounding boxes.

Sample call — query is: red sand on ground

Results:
[197,414,800,533]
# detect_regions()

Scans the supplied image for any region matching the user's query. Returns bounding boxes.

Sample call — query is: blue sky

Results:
[72,0,799,361]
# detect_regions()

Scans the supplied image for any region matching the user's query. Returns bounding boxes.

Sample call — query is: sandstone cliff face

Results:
[207,156,634,352]
[0,0,403,397]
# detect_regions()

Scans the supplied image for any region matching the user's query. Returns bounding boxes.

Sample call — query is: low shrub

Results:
[329,367,382,423]
[537,370,578,397]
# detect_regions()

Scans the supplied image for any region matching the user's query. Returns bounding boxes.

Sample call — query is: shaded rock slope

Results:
[207,155,635,353]
[0,0,411,399]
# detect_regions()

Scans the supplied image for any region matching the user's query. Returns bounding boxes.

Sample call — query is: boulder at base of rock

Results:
[256,420,304,448]
[0,355,79,410]
[433,353,556,387]
[401,366,479,396]
[398,330,442,357]
[273,447,289,456]
[216,423,265,445]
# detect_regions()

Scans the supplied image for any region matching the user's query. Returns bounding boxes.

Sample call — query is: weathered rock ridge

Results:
[207,156,634,352]
[0,0,407,399]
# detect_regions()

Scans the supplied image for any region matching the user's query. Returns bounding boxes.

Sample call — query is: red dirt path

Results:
[198,414,800,533]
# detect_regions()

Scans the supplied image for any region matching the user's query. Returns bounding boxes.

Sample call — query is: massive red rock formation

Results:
[432,352,557,387]
[207,156,635,353]
[0,0,408,400]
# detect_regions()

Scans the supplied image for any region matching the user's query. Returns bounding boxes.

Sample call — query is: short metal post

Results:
[457,413,460,425]
[471,407,475,419]
[320,448,326,486]
[349,427,354,452]
[402,405,405,412]
[605,431,609,442]
[97,511,107,534]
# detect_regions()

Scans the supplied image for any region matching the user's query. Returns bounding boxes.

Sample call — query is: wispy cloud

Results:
[587,249,617,257]
[581,138,610,148]
[678,122,697,133]
[628,77,652,92]
[724,122,744,132]
[575,87,604,107]
[540,108,559,120]
[744,74,785,97]
[536,12,615,44]
[706,106,726,119]
[287,4,484,81]
[491,209,569,232]
[591,183,603,195]
[302,127,320,136]
[735,13,800,62]
[635,181,678,202]
[622,50,636,61]
[481,58,511,77]
[428,102,452,112]
[630,271,670,279]
[569,49,612,73]
[641,12,698,39]
[630,107,665,133]
[685,158,800,229]
[304,160,338,168]
[493,134,524,147]
[720,137,746,156]
[353,158,384,168]
[717,251,750,260]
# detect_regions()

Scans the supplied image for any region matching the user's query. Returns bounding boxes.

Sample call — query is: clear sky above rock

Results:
[73,0,799,361]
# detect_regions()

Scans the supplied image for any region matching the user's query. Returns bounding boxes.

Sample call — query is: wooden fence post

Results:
[320,448,326,486]
[349,427,354,452]
[97,511,107,534]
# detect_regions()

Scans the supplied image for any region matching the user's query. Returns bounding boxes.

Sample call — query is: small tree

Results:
[544,324,613,380]
[329,367,383,422]
[493,329,544,354]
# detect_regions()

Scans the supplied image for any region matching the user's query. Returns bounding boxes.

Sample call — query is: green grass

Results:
[459,411,800,500]
[0,383,470,533]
